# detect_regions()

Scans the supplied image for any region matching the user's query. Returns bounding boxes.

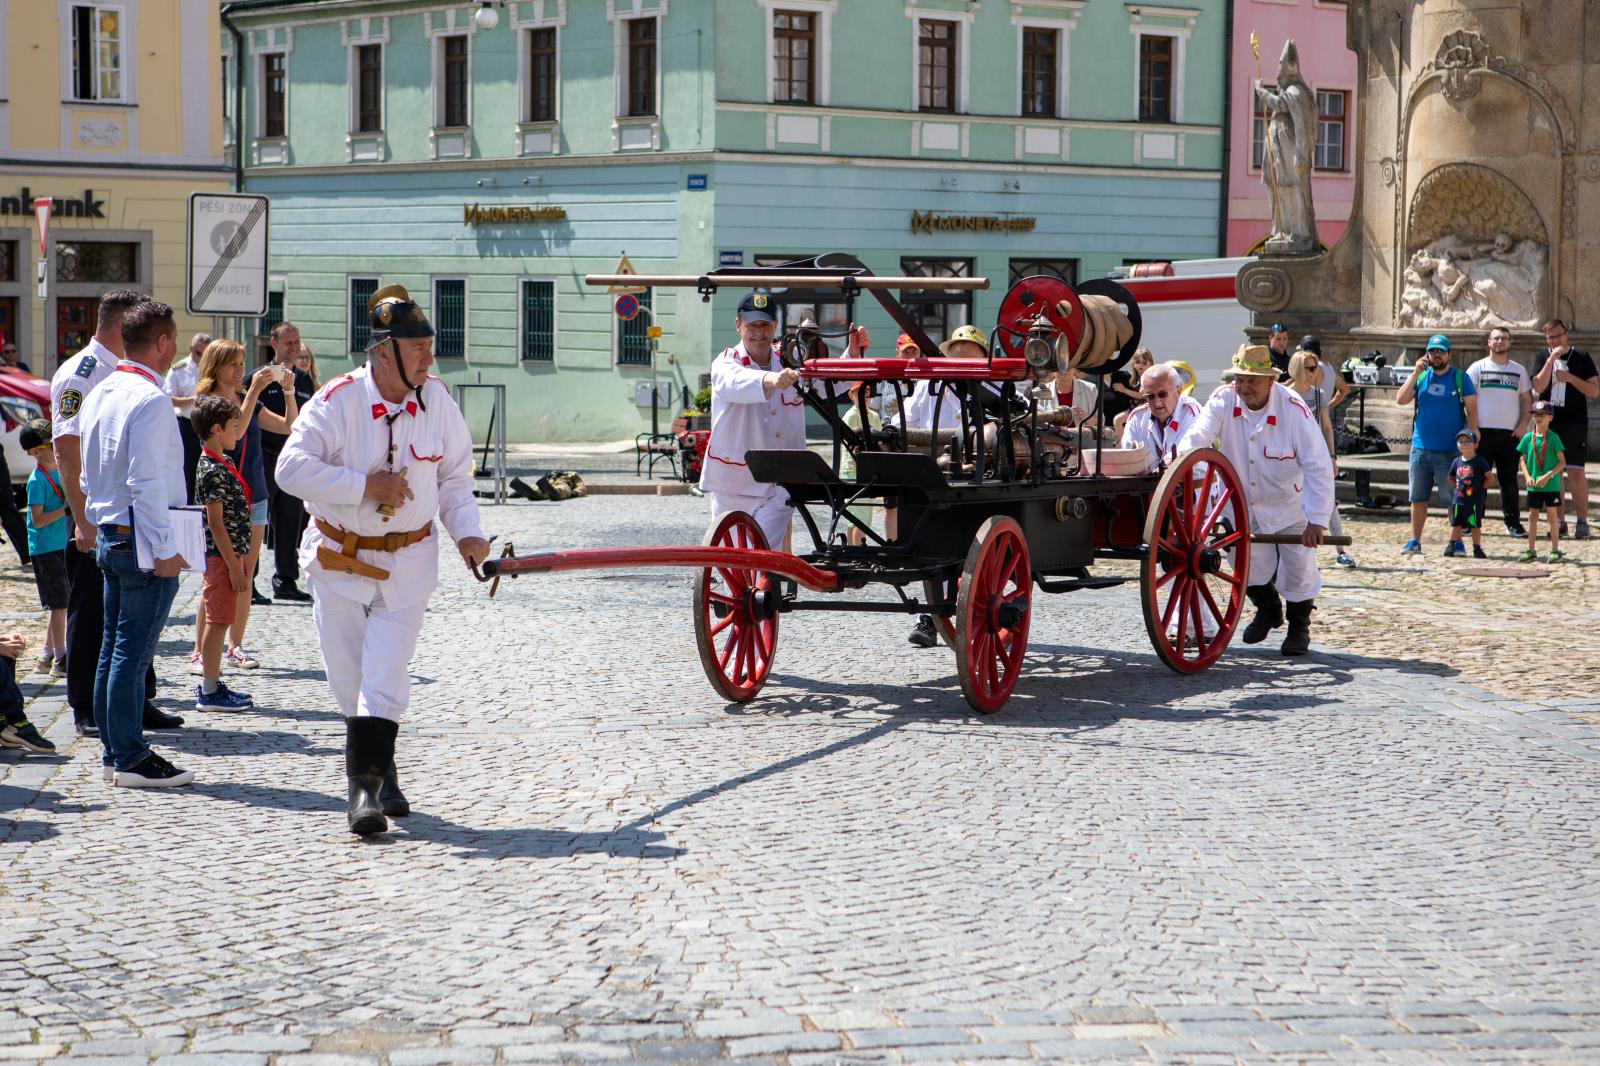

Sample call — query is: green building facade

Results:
[228,0,1226,441]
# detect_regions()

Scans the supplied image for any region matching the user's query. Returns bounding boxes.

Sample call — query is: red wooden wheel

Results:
[996,275,1082,360]
[954,517,1032,713]
[1140,448,1250,673]
[921,575,958,647]
[693,511,780,703]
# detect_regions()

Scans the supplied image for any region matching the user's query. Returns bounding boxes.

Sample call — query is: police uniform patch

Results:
[75,355,97,378]
[59,389,83,418]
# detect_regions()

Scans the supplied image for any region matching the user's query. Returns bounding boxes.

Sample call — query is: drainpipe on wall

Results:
[1217,0,1234,259]
[220,3,245,194]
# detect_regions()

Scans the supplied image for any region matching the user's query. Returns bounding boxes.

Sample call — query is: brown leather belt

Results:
[313,519,433,582]
[108,524,133,534]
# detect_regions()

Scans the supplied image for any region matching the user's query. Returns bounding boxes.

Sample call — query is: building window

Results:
[349,277,378,353]
[773,11,816,104]
[1315,89,1347,171]
[257,291,284,344]
[71,4,124,102]
[433,279,466,358]
[918,20,956,113]
[1138,35,1173,122]
[1021,28,1057,117]
[520,280,555,363]
[55,241,137,284]
[263,53,286,137]
[442,35,469,127]
[528,27,557,122]
[221,55,230,124]
[1008,259,1078,287]
[627,19,657,117]
[900,258,974,345]
[356,44,383,132]
[617,289,653,366]
[0,241,14,283]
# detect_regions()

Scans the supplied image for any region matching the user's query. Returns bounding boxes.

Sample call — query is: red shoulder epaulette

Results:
[321,374,357,401]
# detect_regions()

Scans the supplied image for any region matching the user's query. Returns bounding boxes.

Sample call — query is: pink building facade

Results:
[1226,1,1357,256]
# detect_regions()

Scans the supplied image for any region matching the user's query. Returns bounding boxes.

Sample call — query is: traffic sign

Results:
[614,294,641,321]
[605,253,648,296]
[646,325,663,339]
[186,192,269,315]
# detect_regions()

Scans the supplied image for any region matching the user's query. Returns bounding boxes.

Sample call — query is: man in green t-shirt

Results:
[1518,401,1567,563]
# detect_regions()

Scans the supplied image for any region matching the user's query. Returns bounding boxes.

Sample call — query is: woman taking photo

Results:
[1287,350,1356,568]
[188,340,300,674]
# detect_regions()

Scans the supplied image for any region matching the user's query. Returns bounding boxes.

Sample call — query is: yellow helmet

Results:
[939,324,990,357]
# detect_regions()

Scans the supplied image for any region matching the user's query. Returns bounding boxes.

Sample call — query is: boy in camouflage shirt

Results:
[191,395,255,711]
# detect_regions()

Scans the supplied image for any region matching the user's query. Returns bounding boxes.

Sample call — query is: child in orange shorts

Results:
[191,394,255,711]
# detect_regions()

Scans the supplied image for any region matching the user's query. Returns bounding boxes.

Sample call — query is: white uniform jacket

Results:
[699,342,807,496]
[903,380,964,432]
[1120,394,1204,469]
[274,367,485,610]
[1177,382,1334,532]
[51,339,116,440]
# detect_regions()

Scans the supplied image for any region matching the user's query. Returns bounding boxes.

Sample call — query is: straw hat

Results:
[1230,343,1279,378]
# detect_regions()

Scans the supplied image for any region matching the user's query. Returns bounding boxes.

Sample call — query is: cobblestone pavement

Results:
[3,495,1600,1064]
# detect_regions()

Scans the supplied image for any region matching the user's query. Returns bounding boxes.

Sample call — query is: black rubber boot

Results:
[1240,584,1284,644]
[345,717,397,835]
[379,760,410,817]
[1280,600,1314,657]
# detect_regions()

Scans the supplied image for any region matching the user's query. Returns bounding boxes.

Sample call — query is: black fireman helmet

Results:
[367,284,436,344]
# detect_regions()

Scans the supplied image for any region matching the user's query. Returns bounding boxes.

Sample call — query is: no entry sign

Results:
[187,192,270,315]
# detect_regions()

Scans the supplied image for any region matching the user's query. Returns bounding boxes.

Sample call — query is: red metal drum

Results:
[995,275,1082,361]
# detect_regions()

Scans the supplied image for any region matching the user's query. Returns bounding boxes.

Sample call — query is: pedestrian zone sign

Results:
[606,254,648,296]
[186,193,270,316]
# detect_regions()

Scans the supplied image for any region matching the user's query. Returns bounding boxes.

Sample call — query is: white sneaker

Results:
[33,653,53,674]
[226,646,260,670]
[187,650,204,676]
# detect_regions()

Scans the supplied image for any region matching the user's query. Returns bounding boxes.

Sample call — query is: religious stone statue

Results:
[1256,40,1318,255]
[1399,232,1547,329]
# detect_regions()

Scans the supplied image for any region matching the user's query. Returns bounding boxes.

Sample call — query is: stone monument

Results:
[1236,0,1598,431]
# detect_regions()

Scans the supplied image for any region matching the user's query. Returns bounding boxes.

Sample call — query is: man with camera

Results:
[1531,319,1597,539]
[1396,334,1478,554]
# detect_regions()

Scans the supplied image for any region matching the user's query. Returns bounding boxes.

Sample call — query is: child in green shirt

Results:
[1517,402,1566,562]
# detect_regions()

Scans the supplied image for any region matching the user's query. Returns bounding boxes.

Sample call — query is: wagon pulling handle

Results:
[473,544,844,597]
[1250,533,1354,546]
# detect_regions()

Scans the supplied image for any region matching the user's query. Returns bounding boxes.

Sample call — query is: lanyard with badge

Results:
[202,447,252,506]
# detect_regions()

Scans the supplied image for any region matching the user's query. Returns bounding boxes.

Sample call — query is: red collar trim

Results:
[116,364,159,387]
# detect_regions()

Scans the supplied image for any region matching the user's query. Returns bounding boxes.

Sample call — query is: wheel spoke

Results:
[709,612,736,637]
[1197,575,1228,627]
[718,626,738,670]
[707,590,739,608]
[1164,493,1192,548]
[1189,463,1217,540]
[1200,487,1235,538]
[1210,529,1245,552]
[1155,565,1180,590]
[1184,581,1204,656]
[1160,575,1186,630]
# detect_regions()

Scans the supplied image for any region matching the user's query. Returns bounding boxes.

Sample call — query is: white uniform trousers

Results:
[308,575,427,722]
[707,487,792,552]
[1247,519,1323,602]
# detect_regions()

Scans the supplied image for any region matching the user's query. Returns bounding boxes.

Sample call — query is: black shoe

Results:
[1241,584,1284,644]
[908,615,937,648]
[1280,600,1314,656]
[273,582,312,602]
[1506,523,1527,539]
[1,721,55,754]
[346,717,398,835]
[73,716,99,738]
[113,751,194,788]
[142,702,184,730]
[509,476,544,502]
[250,587,272,606]
[379,760,410,817]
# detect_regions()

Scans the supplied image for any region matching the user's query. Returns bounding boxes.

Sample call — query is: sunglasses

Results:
[1140,388,1174,400]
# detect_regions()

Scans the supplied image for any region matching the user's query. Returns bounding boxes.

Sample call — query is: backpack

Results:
[1412,366,1468,440]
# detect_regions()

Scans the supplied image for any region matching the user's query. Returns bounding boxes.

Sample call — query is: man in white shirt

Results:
[1119,363,1203,470]
[78,300,192,787]
[275,284,489,835]
[1466,325,1532,537]
[1178,345,1334,656]
[50,289,174,738]
[698,292,808,552]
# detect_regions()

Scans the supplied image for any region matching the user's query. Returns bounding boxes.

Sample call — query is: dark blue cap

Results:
[1270,323,1286,334]
[737,291,776,323]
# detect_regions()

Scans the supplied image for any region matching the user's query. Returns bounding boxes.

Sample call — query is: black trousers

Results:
[263,447,304,589]
[176,416,201,505]
[65,535,155,721]
[0,654,23,727]
[0,450,30,565]
[1478,427,1522,529]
